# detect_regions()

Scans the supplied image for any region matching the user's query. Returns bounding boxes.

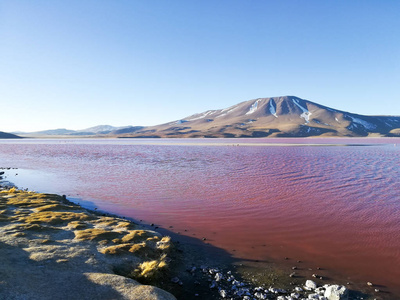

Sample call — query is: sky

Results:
[1,0,399,132]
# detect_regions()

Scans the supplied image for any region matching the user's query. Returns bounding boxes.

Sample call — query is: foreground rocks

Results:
[0,188,176,300]
[181,266,350,300]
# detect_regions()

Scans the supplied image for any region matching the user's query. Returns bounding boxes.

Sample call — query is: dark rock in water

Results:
[170,277,180,284]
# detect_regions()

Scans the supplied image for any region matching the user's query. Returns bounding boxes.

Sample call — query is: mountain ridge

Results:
[120,96,400,138]
[14,125,140,137]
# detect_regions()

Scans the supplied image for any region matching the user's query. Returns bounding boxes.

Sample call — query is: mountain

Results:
[16,125,133,137]
[0,131,22,139]
[118,96,400,138]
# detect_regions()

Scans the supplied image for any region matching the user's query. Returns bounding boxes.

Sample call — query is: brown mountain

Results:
[119,96,400,138]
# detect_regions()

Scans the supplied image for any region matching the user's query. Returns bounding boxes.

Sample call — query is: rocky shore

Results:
[0,170,374,300]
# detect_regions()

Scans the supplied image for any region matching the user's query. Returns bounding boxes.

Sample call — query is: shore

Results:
[0,173,375,300]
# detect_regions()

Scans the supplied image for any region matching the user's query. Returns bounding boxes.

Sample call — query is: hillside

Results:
[0,131,22,139]
[118,96,400,138]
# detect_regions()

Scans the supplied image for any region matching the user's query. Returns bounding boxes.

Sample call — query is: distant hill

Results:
[16,125,134,137]
[0,131,22,139]
[118,96,400,138]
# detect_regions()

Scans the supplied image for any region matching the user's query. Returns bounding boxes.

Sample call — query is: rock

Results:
[324,285,349,300]
[170,277,180,284]
[215,272,223,281]
[254,292,267,299]
[85,273,176,300]
[305,280,317,289]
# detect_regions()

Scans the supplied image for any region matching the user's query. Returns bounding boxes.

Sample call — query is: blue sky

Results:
[1,0,399,132]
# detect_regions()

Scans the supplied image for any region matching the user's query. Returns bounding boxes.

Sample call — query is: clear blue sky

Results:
[1,0,399,132]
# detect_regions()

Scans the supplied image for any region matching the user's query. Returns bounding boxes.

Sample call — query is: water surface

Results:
[1,138,399,296]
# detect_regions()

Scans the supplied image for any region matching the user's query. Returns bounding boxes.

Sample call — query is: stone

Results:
[170,277,180,284]
[324,285,349,300]
[215,272,223,282]
[305,280,317,289]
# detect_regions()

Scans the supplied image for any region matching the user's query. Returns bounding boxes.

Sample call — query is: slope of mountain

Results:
[0,131,22,139]
[119,96,400,138]
[110,126,145,135]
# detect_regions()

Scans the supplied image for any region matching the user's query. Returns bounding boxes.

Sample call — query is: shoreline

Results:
[0,171,376,300]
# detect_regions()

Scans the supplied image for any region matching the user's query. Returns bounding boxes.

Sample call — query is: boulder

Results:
[305,280,317,289]
[324,285,348,300]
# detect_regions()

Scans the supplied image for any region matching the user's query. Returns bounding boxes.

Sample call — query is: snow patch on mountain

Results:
[348,116,376,130]
[269,100,278,118]
[292,98,311,123]
[245,99,261,115]
[187,110,215,121]
[217,105,240,118]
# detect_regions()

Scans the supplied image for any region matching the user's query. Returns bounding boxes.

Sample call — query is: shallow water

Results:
[1,138,399,296]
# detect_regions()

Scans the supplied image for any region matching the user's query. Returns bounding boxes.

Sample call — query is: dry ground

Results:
[0,188,176,300]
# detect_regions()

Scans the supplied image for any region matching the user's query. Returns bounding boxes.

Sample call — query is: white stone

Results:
[305,280,317,289]
[291,293,300,299]
[219,289,227,298]
[215,273,223,282]
[324,285,349,300]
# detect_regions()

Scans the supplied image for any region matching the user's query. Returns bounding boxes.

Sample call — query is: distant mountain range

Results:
[3,96,400,139]
[12,125,145,137]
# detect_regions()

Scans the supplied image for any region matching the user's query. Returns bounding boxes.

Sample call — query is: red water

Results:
[1,138,399,297]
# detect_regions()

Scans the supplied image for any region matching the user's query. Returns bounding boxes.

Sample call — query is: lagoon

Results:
[1,138,399,297]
